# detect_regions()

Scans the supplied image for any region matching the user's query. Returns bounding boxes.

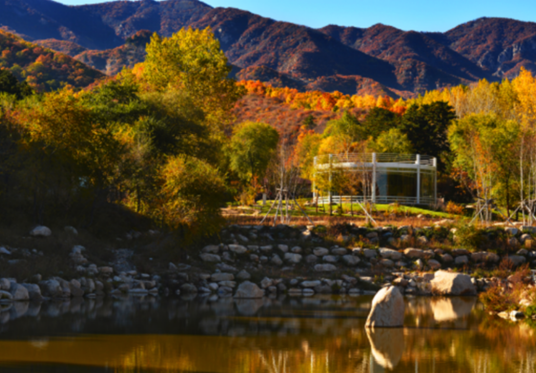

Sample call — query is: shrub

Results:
[453,224,485,251]
[445,201,464,215]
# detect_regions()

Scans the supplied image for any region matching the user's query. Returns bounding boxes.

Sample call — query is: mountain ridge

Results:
[1,0,536,96]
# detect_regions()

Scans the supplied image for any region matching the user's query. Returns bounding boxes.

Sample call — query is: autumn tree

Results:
[142,27,244,129]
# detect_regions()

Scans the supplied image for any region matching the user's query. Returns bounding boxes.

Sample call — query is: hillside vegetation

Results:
[0,30,104,91]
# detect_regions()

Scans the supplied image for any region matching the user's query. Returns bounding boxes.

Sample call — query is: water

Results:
[0,295,534,372]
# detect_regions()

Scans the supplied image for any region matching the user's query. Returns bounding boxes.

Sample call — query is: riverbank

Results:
[1,221,536,320]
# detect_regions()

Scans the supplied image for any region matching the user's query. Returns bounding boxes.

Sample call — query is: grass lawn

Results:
[225,200,456,219]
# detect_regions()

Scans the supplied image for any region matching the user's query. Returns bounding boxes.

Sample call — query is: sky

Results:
[56,0,536,32]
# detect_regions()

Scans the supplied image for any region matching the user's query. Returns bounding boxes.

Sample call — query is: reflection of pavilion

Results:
[314,153,437,207]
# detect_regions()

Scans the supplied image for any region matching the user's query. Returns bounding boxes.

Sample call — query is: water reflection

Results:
[367,328,405,369]
[0,295,533,372]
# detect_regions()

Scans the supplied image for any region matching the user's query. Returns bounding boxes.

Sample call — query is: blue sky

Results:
[57,0,536,32]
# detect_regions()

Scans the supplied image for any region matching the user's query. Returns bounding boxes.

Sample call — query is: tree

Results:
[158,155,227,239]
[142,27,244,128]
[0,69,32,99]
[323,111,364,158]
[368,128,413,154]
[449,113,520,215]
[362,107,401,139]
[400,101,456,170]
[229,121,280,184]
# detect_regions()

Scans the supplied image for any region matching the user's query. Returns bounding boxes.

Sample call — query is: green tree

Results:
[449,113,520,214]
[362,107,401,139]
[323,111,364,158]
[368,128,413,154]
[228,121,280,183]
[400,101,456,170]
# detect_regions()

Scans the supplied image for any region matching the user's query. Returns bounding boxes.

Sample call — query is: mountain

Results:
[444,17,536,78]
[2,0,536,96]
[0,29,104,91]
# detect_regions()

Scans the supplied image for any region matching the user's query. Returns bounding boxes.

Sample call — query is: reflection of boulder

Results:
[366,328,405,369]
[431,297,476,322]
[235,299,264,316]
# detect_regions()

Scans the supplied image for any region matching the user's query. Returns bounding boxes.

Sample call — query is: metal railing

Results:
[317,195,436,206]
[314,153,436,167]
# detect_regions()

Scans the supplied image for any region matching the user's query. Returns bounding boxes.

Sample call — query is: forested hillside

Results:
[0,30,104,91]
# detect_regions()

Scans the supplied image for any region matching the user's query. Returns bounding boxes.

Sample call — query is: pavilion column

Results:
[416,154,421,205]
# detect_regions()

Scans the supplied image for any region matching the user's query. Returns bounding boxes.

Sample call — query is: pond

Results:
[0,294,534,372]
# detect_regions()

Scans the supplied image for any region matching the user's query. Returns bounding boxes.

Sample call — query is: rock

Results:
[236,270,251,280]
[403,248,424,259]
[301,280,321,288]
[22,284,42,300]
[314,264,337,272]
[417,236,429,245]
[169,262,178,271]
[0,290,13,301]
[98,266,114,276]
[471,252,500,263]
[202,245,220,254]
[234,281,264,298]
[455,256,469,265]
[0,278,10,291]
[277,244,289,253]
[0,247,11,255]
[452,249,470,256]
[284,253,302,264]
[520,234,532,244]
[313,247,329,256]
[509,237,520,247]
[322,255,338,263]
[379,248,402,261]
[427,259,441,270]
[218,281,236,288]
[342,255,360,266]
[180,283,198,293]
[200,253,221,263]
[380,259,394,267]
[228,245,247,254]
[430,271,476,296]
[517,249,528,256]
[211,273,234,282]
[365,286,405,328]
[305,254,318,264]
[237,234,249,243]
[40,279,62,298]
[270,254,282,266]
[260,245,273,253]
[10,283,29,301]
[260,277,273,289]
[64,226,78,235]
[331,248,348,255]
[505,227,519,236]
[504,255,526,267]
[441,254,453,263]
[250,254,259,262]
[363,249,378,258]
[30,226,52,237]
[291,246,302,253]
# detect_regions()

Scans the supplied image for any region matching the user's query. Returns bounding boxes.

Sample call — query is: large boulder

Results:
[430,271,476,296]
[234,281,264,298]
[365,286,405,328]
[10,283,29,301]
[39,279,62,298]
[228,245,247,254]
[22,284,43,301]
[0,290,13,301]
[30,226,52,237]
